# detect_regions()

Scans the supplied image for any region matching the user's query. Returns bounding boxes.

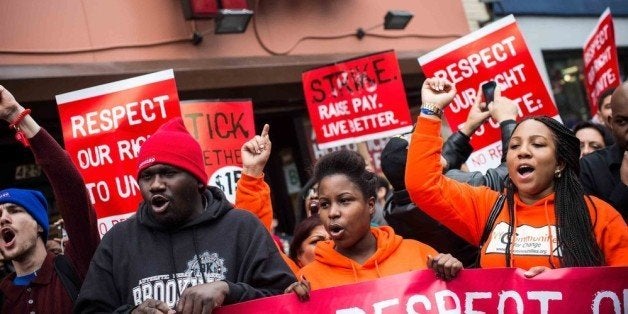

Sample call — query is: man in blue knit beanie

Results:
[0,188,50,243]
[0,85,100,313]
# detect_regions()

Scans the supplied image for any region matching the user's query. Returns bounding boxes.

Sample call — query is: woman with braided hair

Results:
[406,77,627,277]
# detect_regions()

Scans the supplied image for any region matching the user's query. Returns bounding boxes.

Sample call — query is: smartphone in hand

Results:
[482,81,497,107]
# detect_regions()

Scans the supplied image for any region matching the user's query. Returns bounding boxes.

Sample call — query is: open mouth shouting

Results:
[516,164,535,179]
[328,223,345,240]
[150,195,170,213]
[1,228,16,248]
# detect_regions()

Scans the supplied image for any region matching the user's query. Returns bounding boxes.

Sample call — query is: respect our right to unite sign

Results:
[56,70,181,237]
[419,15,559,173]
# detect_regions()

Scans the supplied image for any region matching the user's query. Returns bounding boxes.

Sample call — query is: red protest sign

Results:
[180,100,255,204]
[303,119,390,175]
[583,8,621,116]
[56,70,181,237]
[419,15,559,173]
[217,267,627,313]
[302,51,412,149]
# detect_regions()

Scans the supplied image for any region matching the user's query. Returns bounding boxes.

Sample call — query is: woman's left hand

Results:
[523,266,551,278]
[284,276,311,302]
[427,253,463,281]
[421,78,457,110]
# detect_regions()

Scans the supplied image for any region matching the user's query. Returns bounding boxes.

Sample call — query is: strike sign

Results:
[302,51,412,149]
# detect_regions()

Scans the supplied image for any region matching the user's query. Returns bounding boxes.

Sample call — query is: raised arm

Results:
[405,79,498,245]
[235,124,273,231]
[0,86,99,278]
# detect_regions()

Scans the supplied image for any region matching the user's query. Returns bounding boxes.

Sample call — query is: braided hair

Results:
[312,150,378,201]
[504,116,604,267]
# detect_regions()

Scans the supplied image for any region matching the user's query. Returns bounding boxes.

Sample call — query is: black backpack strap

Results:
[475,194,506,267]
[53,254,80,303]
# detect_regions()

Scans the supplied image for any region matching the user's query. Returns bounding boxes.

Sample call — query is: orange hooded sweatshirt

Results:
[298,226,437,290]
[235,173,300,275]
[406,116,628,269]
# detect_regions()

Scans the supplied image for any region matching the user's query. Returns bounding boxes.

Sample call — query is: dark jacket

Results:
[580,144,628,222]
[443,120,515,192]
[74,187,295,313]
[0,129,99,313]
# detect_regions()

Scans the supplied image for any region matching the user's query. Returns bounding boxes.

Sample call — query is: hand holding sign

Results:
[131,299,174,314]
[488,86,519,123]
[427,253,463,281]
[0,85,22,122]
[421,78,457,110]
[460,87,491,137]
[241,124,271,178]
[284,276,312,302]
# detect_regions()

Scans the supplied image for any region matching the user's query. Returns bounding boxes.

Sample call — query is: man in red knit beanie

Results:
[76,117,295,313]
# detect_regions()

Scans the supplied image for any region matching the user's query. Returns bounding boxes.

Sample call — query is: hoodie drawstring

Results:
[192,228,208,283]
[167,233,182,301]
[507,202,518,268]
[374,260,382,278]
[543,200,557,269]
[350,262,358,283]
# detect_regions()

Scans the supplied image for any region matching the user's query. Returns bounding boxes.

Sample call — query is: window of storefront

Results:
[543,48,628,128]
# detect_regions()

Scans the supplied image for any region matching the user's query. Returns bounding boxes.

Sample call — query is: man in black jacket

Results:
[75,118,295,313]
[382,88,518,267]
[580,81,628,222]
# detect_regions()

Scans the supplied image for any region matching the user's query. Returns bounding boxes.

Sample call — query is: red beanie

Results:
[137,117,208,186]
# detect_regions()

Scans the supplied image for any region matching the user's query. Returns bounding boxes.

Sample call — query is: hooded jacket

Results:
[298,226,437,290]
[406,116,628,269]
[74,187,295,313]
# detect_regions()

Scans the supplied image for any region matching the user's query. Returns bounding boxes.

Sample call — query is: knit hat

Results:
[0,188,49,240]
[137,117,208,186]
[380,137,409,191]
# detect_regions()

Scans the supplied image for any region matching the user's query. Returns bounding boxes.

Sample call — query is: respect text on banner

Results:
[418,15,559,173]
[216,267,627,314]
[180,100,254,204]
[302,51,412,149]
[56,69,181,237]
[583,8,621,116]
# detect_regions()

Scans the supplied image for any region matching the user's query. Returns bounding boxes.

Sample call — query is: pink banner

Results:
[56,70,181,237]
[583,8,621,116]
[217,267,627,314]
[418,15,558,173]
[180,100,255,204]
[302,50,412,149]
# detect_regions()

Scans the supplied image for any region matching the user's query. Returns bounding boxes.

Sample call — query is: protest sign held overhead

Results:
[56,69,181,237]
[180,100,255,204]
[583,8,621,116]
[302,50,412,149]
[216,267,627,314]
[419,15,559,173]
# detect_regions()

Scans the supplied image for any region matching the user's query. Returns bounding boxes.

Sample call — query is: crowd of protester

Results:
[0,77,626,312]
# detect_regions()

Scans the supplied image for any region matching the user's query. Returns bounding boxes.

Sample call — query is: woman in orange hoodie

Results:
[296,149,462,291]
[406,78,627,277]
